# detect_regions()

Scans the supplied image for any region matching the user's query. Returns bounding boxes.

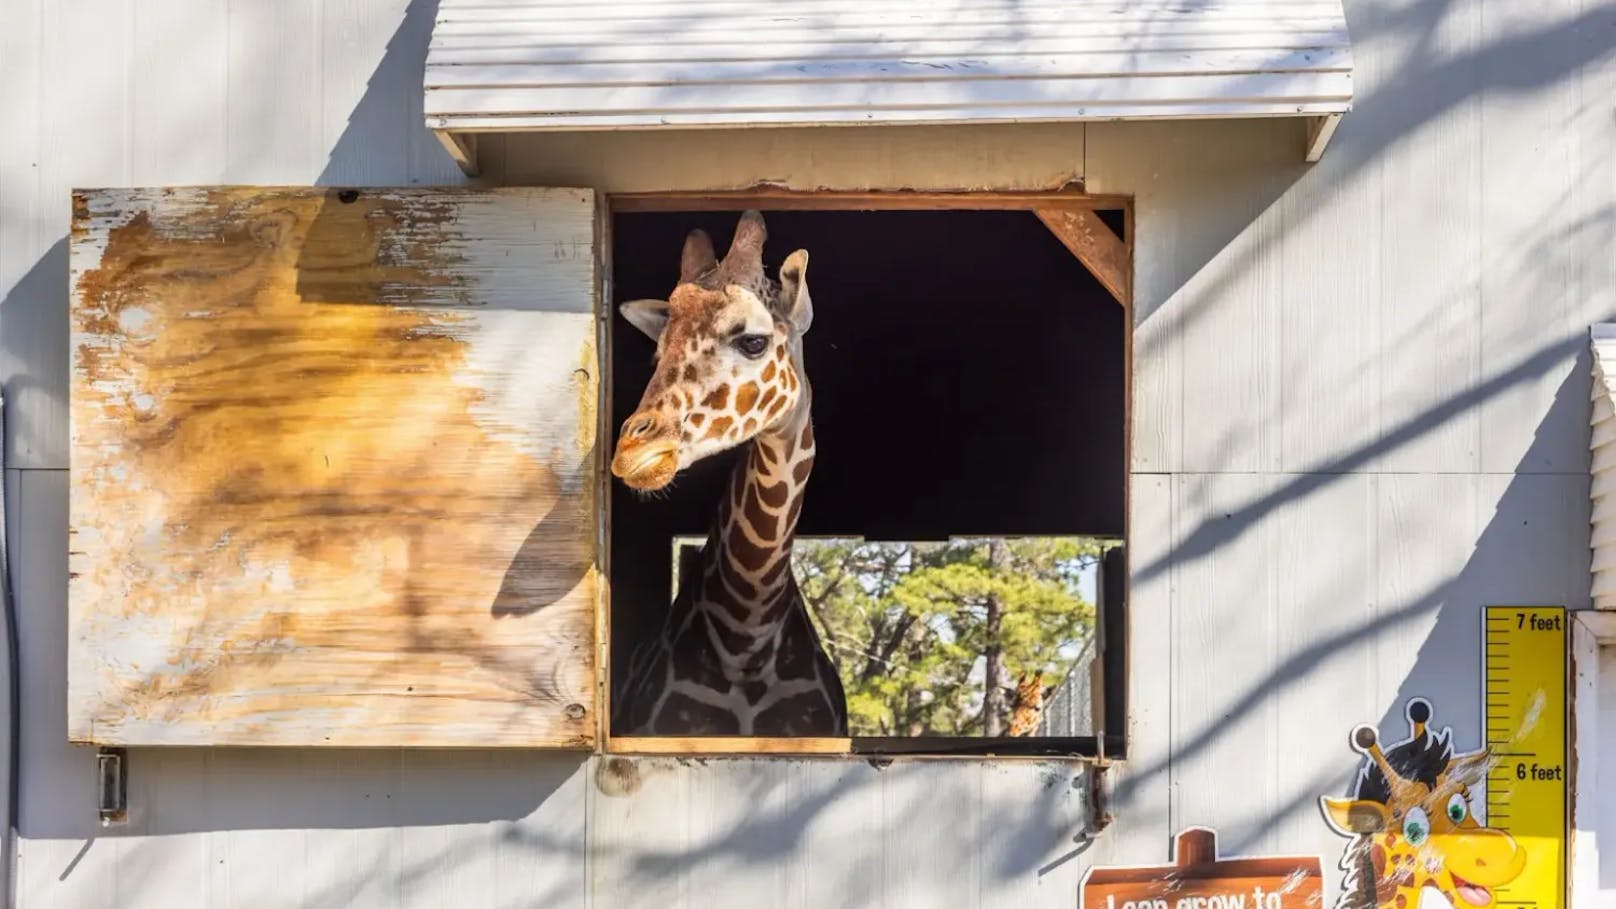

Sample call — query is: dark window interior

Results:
[608,208,1127,751]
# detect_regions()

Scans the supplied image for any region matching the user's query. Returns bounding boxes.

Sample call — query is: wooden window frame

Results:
[598,188,1134,761]
[1570,610,1616,908]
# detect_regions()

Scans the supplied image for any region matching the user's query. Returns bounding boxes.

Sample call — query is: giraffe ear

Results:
[780,249,812,334]
[619,299,670,341]
[1320,797,1389,836]
[1445,748,1491,787]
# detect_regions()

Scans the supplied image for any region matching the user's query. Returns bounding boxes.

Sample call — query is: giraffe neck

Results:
[695,400,816,675]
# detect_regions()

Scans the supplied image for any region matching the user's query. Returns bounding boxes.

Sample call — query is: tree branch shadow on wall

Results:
[6,0,1614,899]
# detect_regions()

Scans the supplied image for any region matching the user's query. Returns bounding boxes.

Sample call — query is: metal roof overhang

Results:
[424,0,1355,176]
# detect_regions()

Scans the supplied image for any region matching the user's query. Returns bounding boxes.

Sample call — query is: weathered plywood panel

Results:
[67,186,600,747]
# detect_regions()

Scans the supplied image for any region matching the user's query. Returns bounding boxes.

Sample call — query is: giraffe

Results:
[1007,672,1047,736]
[609,210,848,737]
[1320,698,1526,909]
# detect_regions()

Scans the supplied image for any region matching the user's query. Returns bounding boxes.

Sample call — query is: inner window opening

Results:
[608,207,1128,756]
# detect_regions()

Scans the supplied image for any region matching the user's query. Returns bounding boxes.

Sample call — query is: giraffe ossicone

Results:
[611,210,848,737]
[1320,698,1526,909]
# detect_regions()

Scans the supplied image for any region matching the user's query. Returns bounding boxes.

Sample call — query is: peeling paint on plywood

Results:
[67,186,601,748]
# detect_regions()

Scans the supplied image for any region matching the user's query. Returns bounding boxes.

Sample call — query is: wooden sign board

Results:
[1081,828,1324,909]
[68,186,601,748]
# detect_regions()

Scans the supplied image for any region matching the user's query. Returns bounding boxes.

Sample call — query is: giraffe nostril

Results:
[624,414,659,438]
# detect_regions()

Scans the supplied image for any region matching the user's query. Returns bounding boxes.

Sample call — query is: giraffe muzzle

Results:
[611,438,679,490]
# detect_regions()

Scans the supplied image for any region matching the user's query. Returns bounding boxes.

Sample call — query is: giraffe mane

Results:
[1352,725,1454,803]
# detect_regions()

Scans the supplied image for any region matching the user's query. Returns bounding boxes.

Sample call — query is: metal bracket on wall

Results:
[96,747,126,826]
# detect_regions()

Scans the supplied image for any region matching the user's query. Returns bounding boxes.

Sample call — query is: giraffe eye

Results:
[1446,793,1468,824]
[733,334,770,358]
[1404,807,1430,845]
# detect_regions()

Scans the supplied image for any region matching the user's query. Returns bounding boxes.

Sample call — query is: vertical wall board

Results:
[17,0,126,472]
[1169,473,1279,854]
[589,758,694,908]
[585,758,1088,909]
[791,760,884,909]
[974,762,1090,907]
[320,0,413,186]
[1475,0,1587,475]
[130,0,228,186]
[225,0,321,182]
[879,761,985,906]
[1096,473,1172,868]
[1276,163,1382,472]
[680,760,809,906]
[1371,0,1482,475]
[68,186,601,747]
[1084,118,1307,474]
[482,756,590,909]
[1372,474,1478,713]
[0,470,16,905]
[0,0,49,473]
[1175,204,1285,474]
[1469,474,1592,612]
[1270,474,1377,863]
[1480,0,1590,475]
[13,470,111,907]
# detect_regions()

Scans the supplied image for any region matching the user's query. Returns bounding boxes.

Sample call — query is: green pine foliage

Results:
[791,537,1107,737]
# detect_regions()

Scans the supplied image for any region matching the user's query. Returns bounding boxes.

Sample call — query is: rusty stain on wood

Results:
[68,186,601,748]
[1035,207,1132,306]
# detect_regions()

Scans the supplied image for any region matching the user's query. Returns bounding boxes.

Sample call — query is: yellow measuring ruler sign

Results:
[1482,606,1567,909]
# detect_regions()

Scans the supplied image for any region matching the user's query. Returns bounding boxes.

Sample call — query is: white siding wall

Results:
[1,0,1613,906]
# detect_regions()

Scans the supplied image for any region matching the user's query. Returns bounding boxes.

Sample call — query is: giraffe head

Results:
[611,210,813,492]
[1320,699,1525,909]
[1007,672,1048,736]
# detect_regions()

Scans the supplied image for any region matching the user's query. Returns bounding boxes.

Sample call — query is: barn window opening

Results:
[608,205,1129,757]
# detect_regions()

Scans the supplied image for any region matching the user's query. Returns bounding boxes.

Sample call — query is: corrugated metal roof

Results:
[1591,325,1616,609]
[423,0,1354,173]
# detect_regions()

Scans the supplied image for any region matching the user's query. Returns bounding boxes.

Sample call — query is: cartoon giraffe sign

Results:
[1318,698,1527,909]
[1319,606,1568,909]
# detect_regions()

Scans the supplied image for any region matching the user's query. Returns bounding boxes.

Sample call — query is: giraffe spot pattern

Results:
[761,361,776,383]
[704,415,733,440]
[672,620,730,693]
[656,693,740,735]
[702,384,729,409]
[735,382,760,414]
[740,639,775,674]
[792,454,815,485]
[707,610,757,656]
[718,555,758,602]
[758,480,788,509]
[760,553,792,587]
[744,482,776,539]
[754,691,834,736]
[727,521,772,571]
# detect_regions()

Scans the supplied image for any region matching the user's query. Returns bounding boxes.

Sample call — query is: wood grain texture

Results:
[1036,208,1131,305]
[68,186,601,747]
